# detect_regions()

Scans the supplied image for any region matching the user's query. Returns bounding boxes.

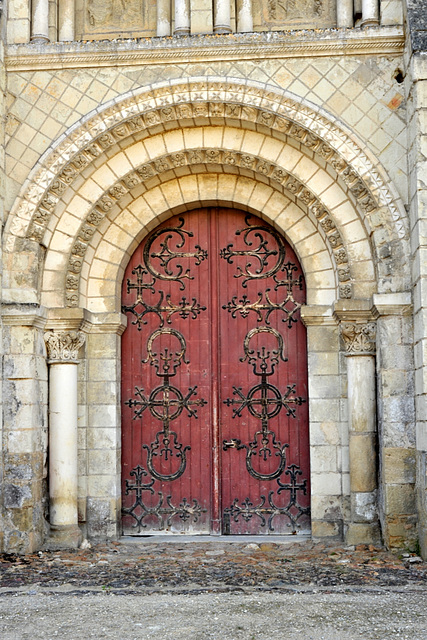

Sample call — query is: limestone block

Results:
[310,472,341,496]
[86,334,118,359]
[383,448,416,484]
[311,495,345,522]
[88,358,118,382]
[87,381,118,405]
[382,395,415,428]
[351,491,377,523]
[310,445,337,473]
[87,427,119,450]
[86,497,118,539]
[309,421,340,446]
[384,484,416,516]
[88,405,118,428]
[349,434,376,493]
[88,449,118,476]
[308,351,339,376]
[309,375,341,399]
[309,399,340,424]
[311,520,341,538]
[345,522,381,545]
[307,326,339,352]
[87,474,119,497]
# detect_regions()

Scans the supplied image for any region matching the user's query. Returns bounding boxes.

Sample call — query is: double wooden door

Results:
[121,208,310,535]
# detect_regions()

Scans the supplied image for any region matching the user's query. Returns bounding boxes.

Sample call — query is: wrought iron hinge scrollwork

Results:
[143,217,208,289]
[122,464,207,532]
[223,327,305,482]
[125,328,207,483]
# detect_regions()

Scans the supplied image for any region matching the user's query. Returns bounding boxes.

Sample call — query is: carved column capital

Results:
[44,330,86,363]
[341,322,376,355]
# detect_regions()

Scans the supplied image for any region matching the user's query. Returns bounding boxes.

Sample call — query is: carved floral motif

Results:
[341,323,376,355]
[44,331,86,363]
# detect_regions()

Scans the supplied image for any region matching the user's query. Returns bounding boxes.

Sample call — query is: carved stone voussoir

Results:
[341,322,376,355]
[44,330,86,363]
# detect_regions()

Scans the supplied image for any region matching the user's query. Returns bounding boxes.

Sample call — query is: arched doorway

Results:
[121,208,309,535]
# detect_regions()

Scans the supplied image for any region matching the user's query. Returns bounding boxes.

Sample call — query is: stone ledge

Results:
[5,26,405,71]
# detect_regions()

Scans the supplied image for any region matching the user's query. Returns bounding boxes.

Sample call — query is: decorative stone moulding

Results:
[59,146,352,307]
[340,322,377,355]
[44,330,86,363]
[5,28,405,71]
[4,80,408,305]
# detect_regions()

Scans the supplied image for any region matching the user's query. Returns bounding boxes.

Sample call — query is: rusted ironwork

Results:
[125,328,206,482]
[122,464,206,532]
[122,263,206,330]
[223,327,305,481]
[143,216,208,289]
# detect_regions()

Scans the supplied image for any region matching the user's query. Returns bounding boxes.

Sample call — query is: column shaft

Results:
[157,0,171,36]
[58,0,75,42]
[347,352,379,544]
[361,0,379,26]
[337,0,354,28]
[174,0,191,35]
[236,0,253,32]
[31,0,50,42]
[214,0,231,33]
[49,363,78,526]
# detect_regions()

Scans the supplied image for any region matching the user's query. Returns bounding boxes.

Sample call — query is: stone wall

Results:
[0,1,5,551]
[0,8,421,552]
[405,0,427,558]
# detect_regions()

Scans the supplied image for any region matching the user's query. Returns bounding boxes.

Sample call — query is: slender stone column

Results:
[44,330,85,548]
[157,0,171,36]
[214,0,231,33]
[361,0,379,26]
[236,0,253,32]
[174,0,190,35]
[341,322,380,545]
[337,0,354,28]
[58,0,75,41]
[31,0,50,42]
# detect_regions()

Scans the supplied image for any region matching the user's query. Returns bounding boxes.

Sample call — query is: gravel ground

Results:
[0,589,426,640]
[0,539,426,639]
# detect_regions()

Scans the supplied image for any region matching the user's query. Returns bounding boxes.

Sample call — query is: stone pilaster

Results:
[44,330,85,549]
[236,0,253,32]
[174,0,190,35]
[337,0,354,27]
[157,0,171,36]
[361,0,380,26]
[58,0,75,41]
[301,306,345,540]
[31,0,50,42]
[214,0,231,33]
[340,321,381,545]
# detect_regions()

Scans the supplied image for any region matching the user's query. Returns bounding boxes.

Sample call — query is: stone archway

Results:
[2,79,413,549]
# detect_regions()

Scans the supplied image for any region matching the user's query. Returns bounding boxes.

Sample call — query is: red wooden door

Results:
[121,208,309,535]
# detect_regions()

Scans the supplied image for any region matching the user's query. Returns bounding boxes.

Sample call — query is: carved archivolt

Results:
[4,80,408,309]
[5,80,406,250]
[44,330,86,363]
[62,147,351,307]
[341,322,376,355]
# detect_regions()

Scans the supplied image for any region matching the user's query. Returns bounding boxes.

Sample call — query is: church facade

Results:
[1,0,427,556]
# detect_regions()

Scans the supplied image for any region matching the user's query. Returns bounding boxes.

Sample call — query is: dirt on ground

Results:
[1,539,427,640]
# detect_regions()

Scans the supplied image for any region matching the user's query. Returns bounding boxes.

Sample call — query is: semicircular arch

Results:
[4,78,409,307]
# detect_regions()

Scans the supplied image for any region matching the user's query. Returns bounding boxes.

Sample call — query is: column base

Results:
[174,28,191,36]
[360,19,379,28]
[213,26,232,34]
[30,36,50,43]
[345,522,382,546]
[43,524,82,550]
